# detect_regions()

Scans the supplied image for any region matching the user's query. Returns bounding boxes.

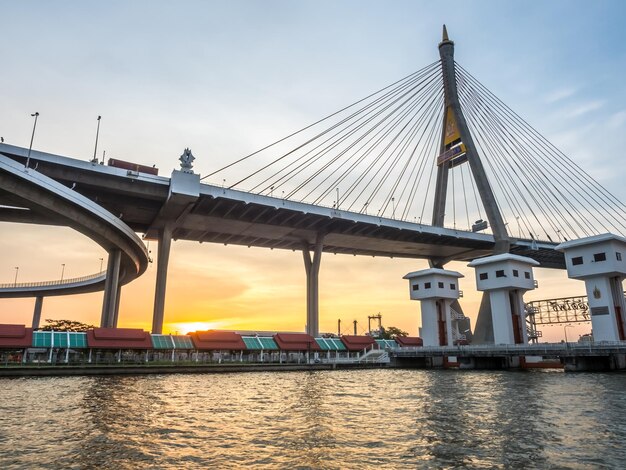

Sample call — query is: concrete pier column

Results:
[302,233,324,337]
[112,283,122,328]
[101,249,121,327]
[152,225,173,334]
[32,296,43,329]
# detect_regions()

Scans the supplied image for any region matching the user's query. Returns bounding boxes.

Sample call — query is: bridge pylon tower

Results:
[429,26,512,343]
[431,25,510,260]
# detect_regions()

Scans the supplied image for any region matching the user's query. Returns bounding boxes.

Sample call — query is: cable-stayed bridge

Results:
[1,27,625,340]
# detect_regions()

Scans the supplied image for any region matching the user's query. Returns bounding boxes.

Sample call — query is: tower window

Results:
[479,273,488,280]
[412,284,419,291]
[513,269,519,277]
[438,282,444,288]
[524,272,531,279]
[617,252,622,261]
[496,270,506,278]
[450,283,456,290]
[572,256,583,265]
[594,252,606,262]
[424,282,431,289]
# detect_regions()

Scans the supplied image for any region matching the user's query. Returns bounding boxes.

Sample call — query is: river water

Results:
[0,369,625,469]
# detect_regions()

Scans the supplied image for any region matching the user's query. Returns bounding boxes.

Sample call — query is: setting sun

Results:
[166,321,229,335]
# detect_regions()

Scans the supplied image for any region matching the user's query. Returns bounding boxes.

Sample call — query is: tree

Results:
[380,326,409,339]
[40,319,96,332]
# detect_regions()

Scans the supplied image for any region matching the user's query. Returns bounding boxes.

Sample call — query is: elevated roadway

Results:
[0,143,562,266]
[0,143,563,334]
[0,155,150,328]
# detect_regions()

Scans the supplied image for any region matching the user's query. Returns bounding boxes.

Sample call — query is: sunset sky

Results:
[2,1,626,342]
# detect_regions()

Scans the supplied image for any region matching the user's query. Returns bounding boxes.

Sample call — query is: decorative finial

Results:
[442,24,449,41]
[179,148,195,173]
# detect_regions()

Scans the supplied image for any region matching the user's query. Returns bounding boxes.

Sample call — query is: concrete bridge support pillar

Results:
[403,268,464,346]
[32,296,43,329]
[556,234,626,342]
[112,283,122,328]
[302,233,324,337]
[101,249,121,328]
[152,225,173,334]
[468,254,539,345]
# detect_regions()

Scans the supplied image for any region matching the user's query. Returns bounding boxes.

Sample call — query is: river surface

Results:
[0,369,625,469]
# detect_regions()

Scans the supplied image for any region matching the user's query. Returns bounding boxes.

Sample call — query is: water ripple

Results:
[1,370,625,468]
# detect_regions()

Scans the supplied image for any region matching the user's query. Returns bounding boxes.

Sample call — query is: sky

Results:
[2,0,626,341]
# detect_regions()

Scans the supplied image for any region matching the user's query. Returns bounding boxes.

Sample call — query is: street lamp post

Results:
[61,263,66,281]
[14,267,19,286]
[25,112,39,169]
[92,116,102,163]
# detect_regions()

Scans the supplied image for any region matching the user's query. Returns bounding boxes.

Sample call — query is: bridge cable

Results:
[254,65,442,196]
[459,66,620,239]
[200,60,441,181]
[457,67,594,238]
[321,72,443,209]
[398,96,445,220]
[459,86,551,239]
[457,70,567,239]
[458,76,571,240]
[460,163,471,230]
[456,62,626,238]
[301,72,443,206]
[348,84,444,215]
[459,75,588,240]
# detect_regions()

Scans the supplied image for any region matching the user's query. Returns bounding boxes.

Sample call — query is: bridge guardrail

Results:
[389,342,626,358]
[0,271,106,289]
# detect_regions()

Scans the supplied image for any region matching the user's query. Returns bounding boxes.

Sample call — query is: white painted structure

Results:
[468,254,539,345]
[403,268,463,346]
[556,234,626,342]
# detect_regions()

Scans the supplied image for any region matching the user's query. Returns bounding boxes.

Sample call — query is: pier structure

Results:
[556,234,626,342]
[468,254,539,345]
[403,268,463,347]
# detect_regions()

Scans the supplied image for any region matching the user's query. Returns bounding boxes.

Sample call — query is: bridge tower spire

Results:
[431,25,510,263]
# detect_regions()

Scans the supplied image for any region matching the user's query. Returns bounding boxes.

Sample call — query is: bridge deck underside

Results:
[170,196,495,260]
[0,148,565,268]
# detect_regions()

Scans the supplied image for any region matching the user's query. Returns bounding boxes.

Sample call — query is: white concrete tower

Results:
[468,254,539,345]
[403,268,464,346]
[556,234,626,342]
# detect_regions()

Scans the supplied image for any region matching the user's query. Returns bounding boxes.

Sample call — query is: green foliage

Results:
[40,319,96,332]
[380,326,409,339]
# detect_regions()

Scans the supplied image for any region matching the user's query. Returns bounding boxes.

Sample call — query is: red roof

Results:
[0,324,33,348]
[86,328,152,349]
[273,333,320,351]
[340,335,376,351]
[189,330,246,350]
[394,336,424,347]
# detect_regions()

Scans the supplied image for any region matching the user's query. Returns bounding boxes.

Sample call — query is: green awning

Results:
[315,337,347,351]
[242,336,278,350]
[375,339,397,349]
[151,334,194,349]
[32,331,88,348]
